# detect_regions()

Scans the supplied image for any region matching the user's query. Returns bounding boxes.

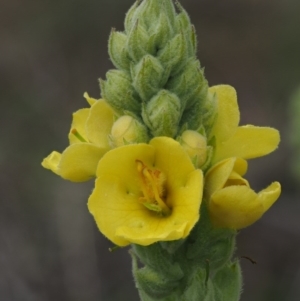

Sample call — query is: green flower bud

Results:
[151,10,174,51]
[161,0,176,29]
[158,33,187,75]
[132,243,184,280]
[182,268,216,301]
[167,60,207,110]
[201,90,218,137]
[124,0,140,34]
[135,266,179,299]
[131,249,181,299]
[110,115,149,147]
[100,70,141,114]
[142,90,181,137]
[132,55,166,102]
[134,0,160,31]
[214,261,242,301]
[180,130,207,167]
[175,2,196,56]
[175,1,191,32]
[108,29,130,70]
[126,20,154,63]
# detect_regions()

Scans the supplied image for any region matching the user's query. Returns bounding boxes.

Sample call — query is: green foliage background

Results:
[1,0,299,300]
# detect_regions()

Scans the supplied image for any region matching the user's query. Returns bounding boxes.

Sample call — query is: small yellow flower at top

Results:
[204,85,281,229]
[88,137,203,246]
[41,93,114,182]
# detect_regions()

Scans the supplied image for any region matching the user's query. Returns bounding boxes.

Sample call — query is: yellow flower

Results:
[88,137,203,246]
[41,93,115,182]
[205,157,281,229]
[204,85,281,229]
[209,85,280,164]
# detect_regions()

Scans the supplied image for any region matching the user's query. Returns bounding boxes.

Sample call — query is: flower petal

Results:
[257,181,281,211]
[205,157,248,199]
[68,109,89,144]
[59,143,107,182]
[209,181,280,229]
[150,137,196,188]
[83,92,97,106]
[41,151,62,175]
[209,185,261,229]
[169,169,203,238]
[213,125,280,163]
[86,100,115,148]
[95,143,154,182]
[209,85,240,143]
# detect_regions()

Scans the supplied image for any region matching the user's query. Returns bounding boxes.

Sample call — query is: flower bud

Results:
[167,60,207,110]
[151,10,173,50]
[142,90,181,138]
[180,130,207,167]
[158,33,187,75]
[126,20,154,63]
[124,0,140,33]
[108,29,130,70]
[110,115,149,147]
[132,55,165,102]
[100,70,141,114]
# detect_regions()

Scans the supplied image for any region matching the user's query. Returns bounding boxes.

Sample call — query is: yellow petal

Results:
[205,157,248,199]
[68,108,89,144]
[89,138,203,246]
[150,137,196,188]
[209,185,261,229]
[226,170,249,187]
[209,182,280,229]
[169,169,203,238]
[213,125,280,163]
[257,181,281,211]
[209,85,240,143]
[59,143,107,182]
[41,151,62,175]
[83,92,97,106]
[95,143,154,184]
[85,100,115,148]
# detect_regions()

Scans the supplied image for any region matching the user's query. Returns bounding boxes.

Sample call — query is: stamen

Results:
[136,160,171,216]
[71,128,87,142]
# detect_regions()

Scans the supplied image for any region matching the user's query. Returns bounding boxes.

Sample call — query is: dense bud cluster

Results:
[101,0,217,139]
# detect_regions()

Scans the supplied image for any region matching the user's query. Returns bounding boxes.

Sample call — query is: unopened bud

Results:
[110,115,149,147]
[108,29,130,70]
[132,55,165,102]
[100,70,141,114]
[142,90,181,138]
[180,130,207,167]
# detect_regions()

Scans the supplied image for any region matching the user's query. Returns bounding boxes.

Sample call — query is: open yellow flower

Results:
[205,157,281,229]
[88,137,203,246]
[209,85,280,164]
[203,85,281,229]
[42,93,115,182]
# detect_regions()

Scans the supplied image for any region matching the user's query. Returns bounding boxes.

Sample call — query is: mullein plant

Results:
[42,0,281,300]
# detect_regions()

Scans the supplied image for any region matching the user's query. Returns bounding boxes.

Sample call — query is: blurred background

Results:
[1,0,300,300]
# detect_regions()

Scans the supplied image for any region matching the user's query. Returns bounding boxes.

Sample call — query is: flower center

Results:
[136,160,171,216]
